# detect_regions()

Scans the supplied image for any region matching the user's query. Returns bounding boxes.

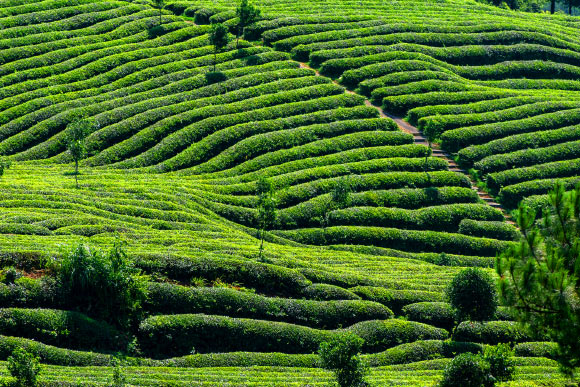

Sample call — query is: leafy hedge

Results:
[458,219,520,241]
[146,283,391,328]
[138,313,447,358]
[514,342,558,359]
[487,158,580,192]
[499,176,580,208]
[276,226,511,257]
[457,124,580,167]
[300,283,362,302]
[402,302,455,331]
[134,254,311,297]
[350,286,442,314]
[442,108,580,153]
[453,321,535,344]
[0,308,125,351]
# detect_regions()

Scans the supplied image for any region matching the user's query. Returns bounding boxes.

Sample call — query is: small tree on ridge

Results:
[209,23,229,72]
[235,0,260,48]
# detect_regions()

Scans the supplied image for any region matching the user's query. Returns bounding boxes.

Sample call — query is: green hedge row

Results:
[0,223,52,236]
[475,139,580,175]
[262,20,386,45]
[325,203,503,232]
[384,91,517,117]
[458,219,520,241]
[0,308,125,351]
[513,342,558,359]
[276,226,510,257]
[134,254,311,297]
[487,158,580,192]
[114,92,361,169]
[457,124,580,167]
[441,108,580,153]
[158,118,395,177]
[271,170,469,208]
[407,96,541,126]
[402,302,514,330]
[419,101,580,140]
[146,283,392,329]
[138,313,447,357]
[283,27,580,58]
[454,321,536,344]
[244,15,375,41]
[499,176,580,208]
[188,107,382,176]
[350,286,442,314]
[371,80,480,106]
[300,283,362,301]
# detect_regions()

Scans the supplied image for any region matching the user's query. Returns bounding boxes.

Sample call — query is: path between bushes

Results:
[298,62,515,225]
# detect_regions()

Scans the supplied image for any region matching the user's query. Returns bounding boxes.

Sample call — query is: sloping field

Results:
[182,0,580,208]
[0,0,578,385]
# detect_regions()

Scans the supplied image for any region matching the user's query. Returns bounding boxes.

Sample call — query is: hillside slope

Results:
[0,0,577,385]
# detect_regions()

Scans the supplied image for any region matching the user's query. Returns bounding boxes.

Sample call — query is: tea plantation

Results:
[0,0,578,385]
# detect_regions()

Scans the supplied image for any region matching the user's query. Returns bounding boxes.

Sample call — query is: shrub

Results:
[483,343,515,382]
[453,321,534,344]
[51,242,148,328]
[458,219,520,241]
[402,302,455,331]
[446,267,498,322]
[7,348,40,387]
[318,332,368,387]
[439,352,492,387]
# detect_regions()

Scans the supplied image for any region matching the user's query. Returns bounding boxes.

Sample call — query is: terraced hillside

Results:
[0,0,577,385]
[182,0,580,208]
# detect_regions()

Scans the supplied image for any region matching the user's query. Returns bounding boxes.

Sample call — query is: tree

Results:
[0,157,11,180]
[561,0,580,14]
[318,332,368,387]
[208,23,229,72]
[65,118,94,188]
[151,0,165,25]
[496,182,580,376]
[235,0,260,48]
[53,241,148,328]
[323,176,352,228]
[482,343,515,383]
[440,352,492,387]
[446,267,498,322]
[256,177,276,261]
[7,348,41,387]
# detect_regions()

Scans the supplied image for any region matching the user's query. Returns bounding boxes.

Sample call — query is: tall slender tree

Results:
[152,0,165,25]
[65,118,94,188]
[235,0,260,48]
[256,177,276,261]
[209,23,229,72]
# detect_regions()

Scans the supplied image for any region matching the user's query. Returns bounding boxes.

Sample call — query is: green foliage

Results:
[209,23,229,72]
[482,343,515,382]
[7,348,40,387]
[446,267,498,322]
[235,0,261,45]
[151,0,165,25]
[53,242,147,328]
[318,332,368,387]
[111,357,127,387]
[256,176,277,260]
[439,352,492,387]
[64,118,94,188]
[497,182,580,375]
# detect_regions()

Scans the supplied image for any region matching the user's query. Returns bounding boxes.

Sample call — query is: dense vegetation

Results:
[0,0,578,385]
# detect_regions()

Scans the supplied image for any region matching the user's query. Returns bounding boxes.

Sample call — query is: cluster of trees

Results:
[481,0,580,14]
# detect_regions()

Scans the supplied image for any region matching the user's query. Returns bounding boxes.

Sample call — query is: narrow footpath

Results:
[298,62,514,224]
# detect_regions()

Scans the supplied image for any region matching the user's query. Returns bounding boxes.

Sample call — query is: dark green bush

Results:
[513,342,558,358]
[318,332,368,387]
[458,219,520,241]
[446,267,498,322]
[483,343,515,382]
[7,348,40,387]
[0,308,125,352]
[453,321,534,344]
[439,352,492,387]
[402,302,455,331]
[351,286,442,314]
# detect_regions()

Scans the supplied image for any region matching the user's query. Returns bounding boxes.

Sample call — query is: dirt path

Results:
[298,62,515,224]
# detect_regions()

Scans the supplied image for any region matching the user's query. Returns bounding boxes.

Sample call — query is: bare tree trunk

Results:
[75,160,79,188]
[551,0,556,13]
